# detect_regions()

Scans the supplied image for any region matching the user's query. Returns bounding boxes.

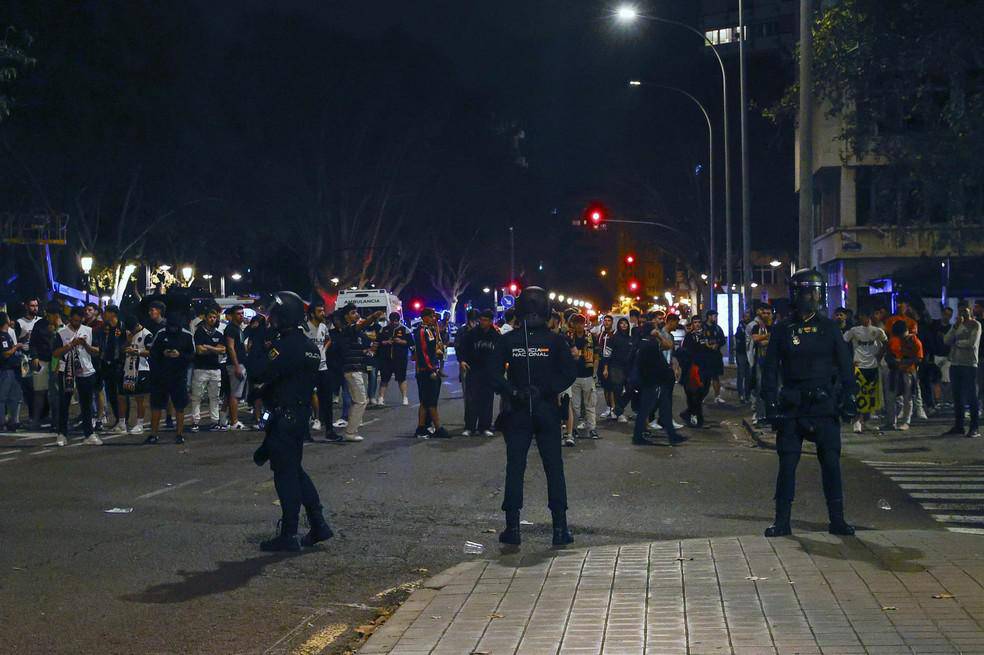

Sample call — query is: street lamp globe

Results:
[181,265,194,283]
[615,5,640,22]
[482,287,491,294]
[548,292,556,300]
[80,254,94,274]
[769,259,782,268]
[230,272,243,281]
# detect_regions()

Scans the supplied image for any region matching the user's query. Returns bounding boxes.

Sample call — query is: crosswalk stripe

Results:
[931,514,984,524]
[912,492,984,500]
[0,449,19,456]
[870,461,984,533]
[0,456,17,464]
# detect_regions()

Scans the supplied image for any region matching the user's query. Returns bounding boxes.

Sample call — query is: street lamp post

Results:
[629,81,715,310]
[615,6,734,357]
[80,254,94,305]
[739,0,753,312]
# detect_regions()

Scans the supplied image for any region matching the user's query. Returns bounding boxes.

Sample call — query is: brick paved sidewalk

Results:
[360,530,984,654]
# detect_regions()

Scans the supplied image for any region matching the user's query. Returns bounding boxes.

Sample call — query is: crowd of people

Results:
[737,298,984,439]
[0,292,747,450]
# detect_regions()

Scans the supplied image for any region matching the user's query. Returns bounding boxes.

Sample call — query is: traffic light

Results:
[508,282,519,294]
[582,202,608,229]
[624,253,636,265]
[411,300,423,311]
[627,279,640,293]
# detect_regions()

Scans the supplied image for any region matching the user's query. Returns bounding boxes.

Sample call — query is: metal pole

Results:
[798,0,815,268]
[509,226,515,284]
[640,84,715,311]
[739,0,752,311]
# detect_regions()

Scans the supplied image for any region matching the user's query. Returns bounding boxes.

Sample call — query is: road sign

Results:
[501,294,515,309]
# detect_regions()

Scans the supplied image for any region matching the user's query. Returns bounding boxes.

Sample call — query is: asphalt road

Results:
[0,365,940,654]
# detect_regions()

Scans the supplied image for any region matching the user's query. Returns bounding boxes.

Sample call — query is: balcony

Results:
[813,224,984,265]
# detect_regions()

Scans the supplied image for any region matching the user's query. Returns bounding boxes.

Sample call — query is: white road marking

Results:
[0,456,17,464]
[947,527,984,535]
[0,449,20,456]
[66,434,129,448]
[931,514,984,524]
[912,493,984,500]
[883,477,984,482]
[922,503,984,511]
[361,418,379,427]
[14,434,57,441]
[202,480,241,495]
[29,449,55,457]
[136,479,201,500]
[899,483,984,490]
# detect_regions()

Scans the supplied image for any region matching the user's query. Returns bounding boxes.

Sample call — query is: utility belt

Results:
[777,384,836,416]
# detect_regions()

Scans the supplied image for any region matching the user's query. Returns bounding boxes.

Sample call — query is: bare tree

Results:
[429,231,477,321]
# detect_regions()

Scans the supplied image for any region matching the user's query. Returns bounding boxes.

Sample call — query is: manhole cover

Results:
[881,446,931,453]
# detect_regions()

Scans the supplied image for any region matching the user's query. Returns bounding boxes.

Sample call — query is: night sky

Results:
[2,0,796,306]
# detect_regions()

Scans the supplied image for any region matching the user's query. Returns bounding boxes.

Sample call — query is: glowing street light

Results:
[769,259,782,268]
[158,264,171,272]
[629,80,643,86]
[599,269,608,277]
[558,295,566,302]
[181,265,194,284]
[700,273,709,281]
[202,274,213,280]
[548,292,557,300]
[80,254,94,274]
[615,4,640,22]
[329,277,340,285]
[230,272,243,281]
[750,281,759,288]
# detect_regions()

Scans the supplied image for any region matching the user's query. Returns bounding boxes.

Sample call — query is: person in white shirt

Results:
[120,317,152,434]
[843,312,888,432]
[304,300,337,439]
[14,297,42,421]
[52,306,101,446]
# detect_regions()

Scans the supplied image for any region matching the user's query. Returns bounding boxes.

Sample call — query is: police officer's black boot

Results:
[260,519,301,552]
[301,507,334,548]
[551,511,574,546]
[827,500,855,536]
[764,502,792,538]
[499,511,521,545]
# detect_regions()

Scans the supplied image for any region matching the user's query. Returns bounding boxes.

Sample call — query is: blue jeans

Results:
[0,369,23,426]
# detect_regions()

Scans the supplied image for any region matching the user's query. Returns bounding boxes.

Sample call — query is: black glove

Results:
[840,394,858,421]
[253,440,270,467]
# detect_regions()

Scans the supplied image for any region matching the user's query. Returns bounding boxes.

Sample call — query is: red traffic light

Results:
[624,253,636,265]
[583,202,608,229]
[411,300,423,311]
[508,282,519,294]
[627,279,640,292]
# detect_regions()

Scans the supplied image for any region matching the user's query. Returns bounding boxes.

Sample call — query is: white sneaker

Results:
[229,421,247,431]
[617,415,628,424]
[312,419,323,431]
[916,410,929,420]
[899,423,910,431]
[483,430,495,437]
[600,408,612,419]
[461,430,472,436]
[852,420,863,433]
[577,421,586,430]
[427,426,436,434]
[376,398,386,407]
[333,419,348,428]
[130,423,144,435]
[402,397,409,406]
[111,422,127,434]
[56,435,68,447]
[343,434,364,442]
[673,421,685,430]
[83,435,103,446]
[649,420,660,431]
[715,396,727,404]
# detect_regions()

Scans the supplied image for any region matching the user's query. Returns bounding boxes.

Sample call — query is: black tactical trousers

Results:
[775,416,843,509]
[268,407,323,533]
[502,401,568,514]
[464,374,494,432]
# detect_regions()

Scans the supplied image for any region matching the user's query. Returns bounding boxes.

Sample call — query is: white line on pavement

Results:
[932,514,984,524]
[14,434,57,441]
[881,477,984,482]
[136,479,202,500]
[947,527,984,535]
[899,484,984,490]
[912,493,984,500]
[66,434,128,448]
[0,449,19,456]
[29,449,55,457]
[361,418,379,427]
[202,480,241,495]
[0,456,17,464]
[922,503,984,511]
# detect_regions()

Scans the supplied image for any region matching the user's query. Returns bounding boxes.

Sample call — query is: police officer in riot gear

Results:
[762,269,858,537]
[252,292,334,552]
[491,287,577,546]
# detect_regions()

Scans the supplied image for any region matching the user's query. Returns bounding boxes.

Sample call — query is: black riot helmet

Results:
[515,286,550,329]
[789,268,826,317]
[268,291,306,333]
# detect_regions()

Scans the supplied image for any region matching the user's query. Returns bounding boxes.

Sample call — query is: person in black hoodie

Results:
[603,317,635,422]
[145,313,194,444]
[629,321,684,445]
[679,316,713,427]
[98,305,128,431]
[458,309,500,436]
